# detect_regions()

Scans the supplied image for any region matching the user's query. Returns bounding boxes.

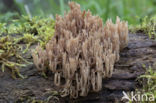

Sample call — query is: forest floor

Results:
[0,32,156,103]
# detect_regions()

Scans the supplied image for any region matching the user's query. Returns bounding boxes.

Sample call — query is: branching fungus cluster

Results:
[32,2,128,98]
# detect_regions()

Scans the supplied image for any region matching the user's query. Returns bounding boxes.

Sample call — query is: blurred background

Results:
[0,0,156,25]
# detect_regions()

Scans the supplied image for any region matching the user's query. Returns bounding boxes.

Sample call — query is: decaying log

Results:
[0,33,156,103]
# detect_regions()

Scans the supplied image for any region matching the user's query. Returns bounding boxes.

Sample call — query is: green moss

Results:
[0,36,29,79]
[0,16,55,45]
[130,16,156,39]
[137,64,156,102]
[0,16,55,79]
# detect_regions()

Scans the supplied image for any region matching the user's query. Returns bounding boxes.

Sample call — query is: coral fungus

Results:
[32,2,128,98]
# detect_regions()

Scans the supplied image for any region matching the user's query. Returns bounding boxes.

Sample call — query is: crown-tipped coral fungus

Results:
[32,2,128,98]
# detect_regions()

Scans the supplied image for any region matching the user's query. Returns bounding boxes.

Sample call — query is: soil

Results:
[0,33,156,103]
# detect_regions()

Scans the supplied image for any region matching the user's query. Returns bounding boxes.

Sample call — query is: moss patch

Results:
[0,16,55,78]
[137,64,156,102]
[129,16,156,39]
[0,36,29,79]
